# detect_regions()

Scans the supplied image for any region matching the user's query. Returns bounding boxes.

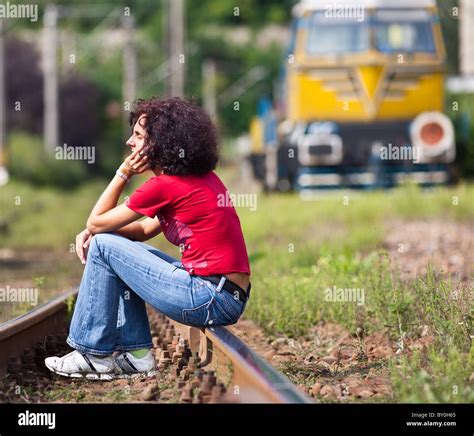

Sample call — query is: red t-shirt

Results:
[125,171,251,277]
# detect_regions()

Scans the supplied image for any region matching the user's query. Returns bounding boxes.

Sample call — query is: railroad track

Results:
[0,288,311,404]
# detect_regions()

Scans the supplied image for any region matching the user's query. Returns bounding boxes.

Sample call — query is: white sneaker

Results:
[113,350,156,379]
[44,350,116,380]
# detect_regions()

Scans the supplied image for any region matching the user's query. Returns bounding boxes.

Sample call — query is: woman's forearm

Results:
[114,221,146,241]
[88,175,127,223]
[115,218,162,242]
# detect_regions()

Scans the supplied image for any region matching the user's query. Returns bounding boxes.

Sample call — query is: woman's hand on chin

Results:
[120,147,151,178]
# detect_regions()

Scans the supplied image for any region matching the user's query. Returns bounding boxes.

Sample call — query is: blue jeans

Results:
[67,232,249,356]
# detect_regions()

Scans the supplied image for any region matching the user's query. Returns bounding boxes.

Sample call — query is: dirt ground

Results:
[383,219,473,283]
[230,319,397,401]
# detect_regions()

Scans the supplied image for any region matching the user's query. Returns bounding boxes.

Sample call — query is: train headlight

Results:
[298,133,343,166]
[410,112,455,162]
[420,122,444,147]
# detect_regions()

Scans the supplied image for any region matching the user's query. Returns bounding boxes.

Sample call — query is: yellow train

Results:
[249,0,456,192]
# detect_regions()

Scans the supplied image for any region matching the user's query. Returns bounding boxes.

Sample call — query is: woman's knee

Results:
[89,233,125,259]
[92,232,124,248]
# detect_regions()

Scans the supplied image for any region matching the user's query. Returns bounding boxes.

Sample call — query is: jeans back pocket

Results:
[182,299,212,327]
[182,295,241,327]
[213,291,245,322]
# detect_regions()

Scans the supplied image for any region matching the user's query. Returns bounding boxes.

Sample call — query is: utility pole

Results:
[449,0,474,93]
[169,0,185,97]
[202,59,217,119]
[122,13,137,139]
[0,18,6,169]
[162,0,170,96]
[43,5,59,154]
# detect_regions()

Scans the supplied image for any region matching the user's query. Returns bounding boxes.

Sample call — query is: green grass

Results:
[233,183,473,339]
[391,345,474,403]
[0,179,105,250]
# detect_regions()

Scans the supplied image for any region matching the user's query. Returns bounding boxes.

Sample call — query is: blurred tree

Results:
[182,0,295,135]
[5,38,43,134]
[437,0,459,75]
[8,131,88,188]
[5,36,107,179]
[186,0,294,28]
[60,74,100,165]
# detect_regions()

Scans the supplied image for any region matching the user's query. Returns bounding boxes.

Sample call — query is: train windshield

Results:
[305,9,436,56]
[306,12,370,55]
[375,10,436,53]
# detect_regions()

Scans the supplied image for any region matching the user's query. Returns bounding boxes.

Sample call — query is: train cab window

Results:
[306,12,369,55]
[375,10,436,53]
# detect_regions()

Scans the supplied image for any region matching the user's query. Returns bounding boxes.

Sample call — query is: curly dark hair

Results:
[129,97,219,176]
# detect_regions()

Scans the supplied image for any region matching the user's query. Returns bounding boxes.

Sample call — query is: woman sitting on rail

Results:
[45,97,251,380]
